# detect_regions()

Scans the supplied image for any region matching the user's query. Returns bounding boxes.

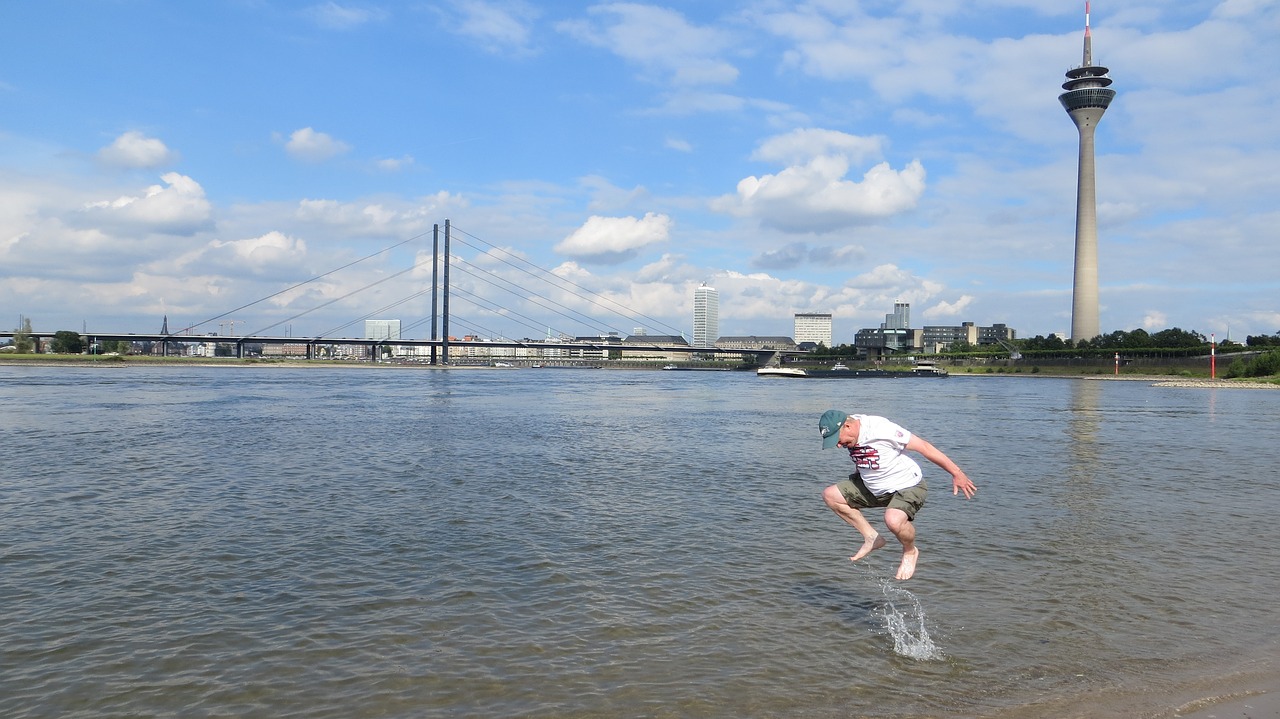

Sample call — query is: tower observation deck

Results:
[1059,2,1115,343]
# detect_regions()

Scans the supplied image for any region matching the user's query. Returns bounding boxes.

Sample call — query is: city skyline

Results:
[2,3,1277,345]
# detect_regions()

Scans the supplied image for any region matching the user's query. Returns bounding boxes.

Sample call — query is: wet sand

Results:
[1171,688,1277,718]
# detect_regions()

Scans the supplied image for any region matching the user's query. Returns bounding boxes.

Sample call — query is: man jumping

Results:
[818,410,977,580]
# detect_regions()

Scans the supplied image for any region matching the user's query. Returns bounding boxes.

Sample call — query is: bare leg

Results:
[822,485,887,561]
[883,507,918,580]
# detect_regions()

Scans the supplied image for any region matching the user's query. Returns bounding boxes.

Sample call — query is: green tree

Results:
[1150,327,1206,348]
[51,330,85,354]
[1123,328,1153,348]
[1021,334,1068,351]
[1224,349,1280,378]
[1096,330,1128,349]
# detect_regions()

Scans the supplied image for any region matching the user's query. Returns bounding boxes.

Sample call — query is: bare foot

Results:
[850,534,887,562]
[895,546,920,580]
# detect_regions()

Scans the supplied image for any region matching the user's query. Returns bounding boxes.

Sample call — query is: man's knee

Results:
[884,507,911,529]
[822,484,845,508]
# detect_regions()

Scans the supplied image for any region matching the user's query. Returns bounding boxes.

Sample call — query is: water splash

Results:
[878,579,944,661]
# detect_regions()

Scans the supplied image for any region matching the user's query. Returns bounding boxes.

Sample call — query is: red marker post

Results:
[1114,352,1119,375]
[1211,333,1216,379]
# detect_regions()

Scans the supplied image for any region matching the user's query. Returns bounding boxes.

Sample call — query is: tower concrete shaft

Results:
[1059,2,1115,343]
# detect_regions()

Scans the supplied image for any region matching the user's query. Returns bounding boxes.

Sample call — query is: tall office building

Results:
[884,302,910,330]
[693,283,719,349]
[1059,3,1115,342]
[794,313,833,346]
[364,319,401,340]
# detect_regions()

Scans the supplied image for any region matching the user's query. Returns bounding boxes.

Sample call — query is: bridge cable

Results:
[446,259,620,337]
[449,225,687,336]
[247,261,425,338]
[173,231,430,337]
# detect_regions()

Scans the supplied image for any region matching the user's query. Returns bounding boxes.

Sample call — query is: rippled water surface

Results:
[2,365,1277,718]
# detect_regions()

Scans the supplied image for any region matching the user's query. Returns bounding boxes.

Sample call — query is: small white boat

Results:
[831,362,850,371]
[912,361,947,376]
[757,366,808,378]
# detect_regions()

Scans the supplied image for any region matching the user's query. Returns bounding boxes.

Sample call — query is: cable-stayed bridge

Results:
[8,331,777,364]
[4,221,782,364]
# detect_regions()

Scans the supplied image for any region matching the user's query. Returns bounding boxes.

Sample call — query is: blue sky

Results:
[3,0,1278,344]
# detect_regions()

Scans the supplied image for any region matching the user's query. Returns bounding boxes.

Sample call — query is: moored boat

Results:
[761,361,949,379]
[911,360,948,376]
[757,366,808,378]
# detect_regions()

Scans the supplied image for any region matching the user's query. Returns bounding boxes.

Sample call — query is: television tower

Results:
[1059,2,1115,343]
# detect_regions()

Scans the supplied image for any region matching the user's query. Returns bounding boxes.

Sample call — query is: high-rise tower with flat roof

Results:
[693,283,719,349]
[1059,2,1115,342]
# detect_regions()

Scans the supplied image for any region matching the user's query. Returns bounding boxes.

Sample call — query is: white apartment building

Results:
[793,313,833,346]
[693,283,719,349]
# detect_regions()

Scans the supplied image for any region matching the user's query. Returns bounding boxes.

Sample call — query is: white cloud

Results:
[554,212,672,264]
[847,264,923,291]
[294,197,442,238]
[713,129,926,233]
[443,0,540,55]
[751,241,866,270]
[923,295,975,319]
[665,137,694,153]
[202,231,309,276]
[558,4,737,86]
[375,155,415,172]
[752,128,885,166]
[305,2,385,30]
[1142,311,1168,329]
[81,173,212,236]
[96,131,178,169]
[284,127,351,162]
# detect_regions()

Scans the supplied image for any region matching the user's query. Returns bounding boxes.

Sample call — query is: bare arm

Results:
[905,435,977,499]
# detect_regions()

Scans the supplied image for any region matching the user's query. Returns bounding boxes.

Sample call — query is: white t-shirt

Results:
[845,414,921,495]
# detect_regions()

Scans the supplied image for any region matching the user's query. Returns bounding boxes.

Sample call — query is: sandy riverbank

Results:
[1170,688,1278,718]
[1087,375,1280,389]
[954,372,1280,389]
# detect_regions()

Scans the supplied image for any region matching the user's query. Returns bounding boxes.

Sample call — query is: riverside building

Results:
[364,319,401,341]
[852,302,1017,357]
[794,313,833,347]
[693,283,719,349]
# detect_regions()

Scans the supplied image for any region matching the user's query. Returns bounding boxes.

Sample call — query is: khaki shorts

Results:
[836,473,927,521]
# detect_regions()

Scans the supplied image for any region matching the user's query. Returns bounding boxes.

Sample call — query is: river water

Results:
[1,364,1277,718]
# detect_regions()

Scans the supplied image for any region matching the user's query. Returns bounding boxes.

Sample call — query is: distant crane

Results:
[995,337,1023,360]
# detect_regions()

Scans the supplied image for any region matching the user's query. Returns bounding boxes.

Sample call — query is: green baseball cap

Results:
[819,409,848,449]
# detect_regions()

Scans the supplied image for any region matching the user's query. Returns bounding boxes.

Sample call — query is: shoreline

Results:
[1171,688,1277,719]
[1004,373,1280,389]
[3,356,1278,388]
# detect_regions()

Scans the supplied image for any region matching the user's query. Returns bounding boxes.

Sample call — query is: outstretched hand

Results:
[952,472,977,499]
